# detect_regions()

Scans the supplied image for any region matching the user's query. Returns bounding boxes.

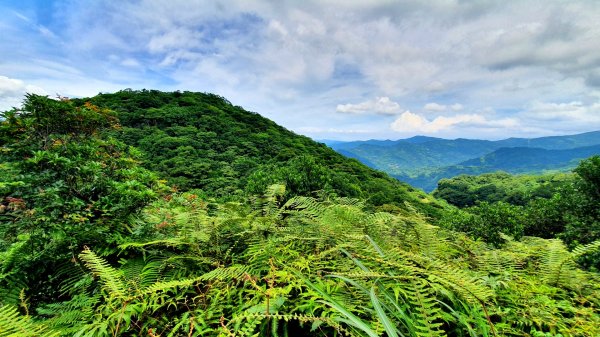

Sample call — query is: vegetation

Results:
[74,89,445,218]
[433,172,572,207]
[0,94,164,309]
[434,161,600,269]
[329,132,600,191]
[1,93,599,336]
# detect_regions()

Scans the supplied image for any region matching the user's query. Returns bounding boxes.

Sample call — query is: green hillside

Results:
[331,132,600,191]
[74,90,444,217]
[432,171,573,207]
[397,145,600,191]
[1,93,599,337]
[334,139,498,175]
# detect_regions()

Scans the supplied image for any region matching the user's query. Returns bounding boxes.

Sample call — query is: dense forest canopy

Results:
[73,89,446,219]
[433,172,573,207]
[434,166,600,268]
[1,92,599,337]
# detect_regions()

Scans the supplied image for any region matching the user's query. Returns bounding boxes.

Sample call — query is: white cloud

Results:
[336,96,403,115]
[1,1,600,140]
[450,103,464,111]
[390,111,519,133]
[524,101,600,122]
[0,75,47,110]
[424,102,446,112]
[515,101,600,135]
[297,126,371,134]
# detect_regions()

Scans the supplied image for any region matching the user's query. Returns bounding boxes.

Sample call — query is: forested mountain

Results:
[396,144,600,191]
[330,131,600,191]
[333,139,498,174]
[74,90,445,217]
[495,131,600,149]
[432,159,600,270]
[1,93,599,337]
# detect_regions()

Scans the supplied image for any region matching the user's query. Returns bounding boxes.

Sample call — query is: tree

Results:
[574,155,600,200]
[440,201,525,247]
[0,94,163,308]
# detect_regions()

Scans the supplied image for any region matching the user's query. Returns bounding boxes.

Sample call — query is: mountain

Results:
[74,89,446,217]
[459,145,600,171]
[330,138,498,175]
[393,145,600,192]
[495,131,600,149]
[3,93,600,337]
[329,131,600,191]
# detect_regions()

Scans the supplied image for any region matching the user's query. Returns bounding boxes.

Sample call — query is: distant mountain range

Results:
[324,131,600,192]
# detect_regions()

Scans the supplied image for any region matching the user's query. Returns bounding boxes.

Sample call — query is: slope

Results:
[495,130,600,149]
[395,145,600,191]
[332,139,498,175]
[330,131,600,191]
[74,89,446,217]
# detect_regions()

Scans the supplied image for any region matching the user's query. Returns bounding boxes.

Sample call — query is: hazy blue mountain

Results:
[328,131,600,191]
[459,145,600,170]
[495,131,600,149]
[394,145,600,192]
[330,138,498,175]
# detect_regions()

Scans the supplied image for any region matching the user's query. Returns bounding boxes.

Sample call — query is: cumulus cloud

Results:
[468,3,600,87]
[336,97,403,115]
[1,1,600,139]
[423,102,465,114]
[450,103,464,111]
[0,75,47,110]
[424,102,446,112]
[390,111,519,133]
[514,101,600,135]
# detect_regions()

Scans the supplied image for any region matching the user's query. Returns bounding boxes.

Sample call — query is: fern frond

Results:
[282,196,325,219]
[54,261,90,296]
[403,279,446,337]
[118,238,192,250]
[79,248,126,298]
[0,275,28,306]
[0,305,60,337]
[199,265,252,282]
[298,273,380,337]
[37,294,100,334]
[571,240,600,258]
[540,239,581,288]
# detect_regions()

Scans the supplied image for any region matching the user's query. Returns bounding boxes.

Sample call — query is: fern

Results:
[0,305,60,337]
[79,248,126,298]
[540,240,582,289]
[403,279,446,337]
[571,240,600,258]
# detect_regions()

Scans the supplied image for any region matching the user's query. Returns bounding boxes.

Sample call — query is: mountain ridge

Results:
[74,89,447,217]
[328,131,600,191]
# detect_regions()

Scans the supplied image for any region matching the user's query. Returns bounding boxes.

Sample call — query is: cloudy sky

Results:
[1,0,600,140]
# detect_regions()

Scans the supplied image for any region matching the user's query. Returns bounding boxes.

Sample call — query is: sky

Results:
[1,0,600,141]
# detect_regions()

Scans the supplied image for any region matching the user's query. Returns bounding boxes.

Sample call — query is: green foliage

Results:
[0,95,164,309]
[574,155,600,199]
[2,183,600,336]
[440,202,525,247]
[437,156,600,267]
[0,305,60,337]
[331,132,600,192]
[2,91,599,337]
[73,89,447,218]
[433,172,572,207]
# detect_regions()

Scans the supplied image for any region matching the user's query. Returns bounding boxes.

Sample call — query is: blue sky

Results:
[1,0,600,140]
